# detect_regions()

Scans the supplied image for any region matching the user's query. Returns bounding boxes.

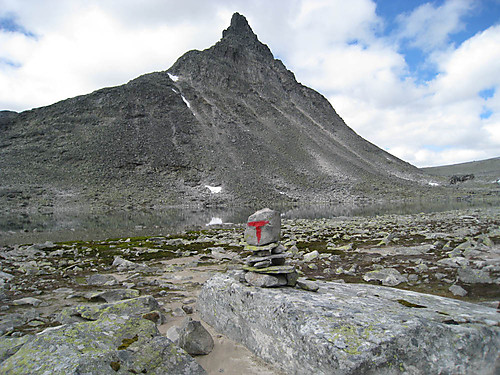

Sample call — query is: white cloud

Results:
[396,0,475,51]
[0,1,221,110]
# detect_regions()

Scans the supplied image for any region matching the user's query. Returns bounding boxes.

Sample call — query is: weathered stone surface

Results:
[0,336,32,363]
[296,278,319,292]
[272,244,286,254]
[303,250,319,262]
[245,253,286,266]
[244,242,278,252]
[243,265,296,274]
[177,317,214,355]
[198,274,500,375]
[86,273,119,286]
[56,295,161,324]
[363,268,408,286]
[286,271,299,287]
[0,298,206,374]
[244,208,281,246]
[12,297,43,307]
[458,267,493,284]
[245,271,287,287]
[112,256,147,271]
[449,284,468,297]
[83,289,140,303]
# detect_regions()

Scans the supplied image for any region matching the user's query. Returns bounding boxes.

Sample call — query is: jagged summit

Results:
[0,13,428,211]
[211,12,274,62]
[222,13,257,40]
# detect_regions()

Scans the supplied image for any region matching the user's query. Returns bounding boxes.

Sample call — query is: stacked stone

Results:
[242,208,298,288]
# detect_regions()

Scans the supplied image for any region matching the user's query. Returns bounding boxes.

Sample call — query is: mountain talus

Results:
[0,13,429,211]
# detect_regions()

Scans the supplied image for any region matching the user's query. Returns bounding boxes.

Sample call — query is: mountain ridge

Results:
[0,13,431,212]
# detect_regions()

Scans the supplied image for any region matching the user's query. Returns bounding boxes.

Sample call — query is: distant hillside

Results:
[0,13,433,213]
[421,157,500,182]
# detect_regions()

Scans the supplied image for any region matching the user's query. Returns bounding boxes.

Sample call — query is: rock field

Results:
[0,207,499,373]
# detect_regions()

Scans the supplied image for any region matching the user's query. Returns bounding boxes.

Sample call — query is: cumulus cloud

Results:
[395,0,475,51]
[0,0,498,167]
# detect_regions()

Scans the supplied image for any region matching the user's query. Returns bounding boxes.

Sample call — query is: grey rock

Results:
[169,308,186,319]
[253,260,272,268]
[286,271,299,287]
[56,295,161,324]
[166,325,181,343]
[0,313,206,374]
[272,244,286,254]
[303,250,319,262]
[86,273,119,286]
[209,247,238,260]
[0,335,32,363]
[363,268,407,286]
[177,317,214,355]
[12,297,43,307]
[296,279,319,292]
[243,265,296,274]
[33,241,57,250]
[112,256,144,271]
[245,271,287,288]
[0,271,14,282]
[182,305,194,314]
[84,289,140,303]
[244,242,278,253]
[244,208,281,246]
[458,267,493,284]
[198,274,500,375]
[449,284,468,297]
[245,253,286,266]
[437,257,469,268]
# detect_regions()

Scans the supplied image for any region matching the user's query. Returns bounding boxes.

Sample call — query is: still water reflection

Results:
[1,198,497,245]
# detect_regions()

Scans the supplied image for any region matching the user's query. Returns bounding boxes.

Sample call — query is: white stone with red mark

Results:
[244,208,281,246]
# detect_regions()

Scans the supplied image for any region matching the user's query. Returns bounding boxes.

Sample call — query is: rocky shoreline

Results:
[1,207,499,373]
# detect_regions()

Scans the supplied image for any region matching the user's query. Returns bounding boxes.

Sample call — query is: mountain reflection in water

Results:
[1,198,497,245]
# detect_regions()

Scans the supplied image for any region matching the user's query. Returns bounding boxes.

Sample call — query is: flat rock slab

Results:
[198,274,500,375]
[242,265,296,274]
[0,296,205,374]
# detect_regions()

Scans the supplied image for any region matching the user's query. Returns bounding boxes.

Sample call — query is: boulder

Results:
[245,271,287,288]
[177,317,214,355]
[86,274,119,286]
[296,278,319,292]
[458,267,493,284]
[11,297,43,307]
[363,268,407,286]
[303,250,319,262]
[83,289,140,303]
[112,256,145,271]
[244,208,280,246]
[0,296,206,374]
[198,274,500,375]
[449,284,468,297]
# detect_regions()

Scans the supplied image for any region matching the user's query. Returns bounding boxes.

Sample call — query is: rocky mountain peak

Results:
[0,12,428,211]
[215,12,273,61]
[222,13,257,41]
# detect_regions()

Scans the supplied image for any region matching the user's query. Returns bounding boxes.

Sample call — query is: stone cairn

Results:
[242,208,299,288]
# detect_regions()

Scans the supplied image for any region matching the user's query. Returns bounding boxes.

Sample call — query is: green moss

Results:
[118,335,138,350]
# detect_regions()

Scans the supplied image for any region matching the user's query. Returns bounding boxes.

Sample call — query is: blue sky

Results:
[0,0,499,167]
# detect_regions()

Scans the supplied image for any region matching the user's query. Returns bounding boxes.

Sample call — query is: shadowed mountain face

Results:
[0,13,428,211]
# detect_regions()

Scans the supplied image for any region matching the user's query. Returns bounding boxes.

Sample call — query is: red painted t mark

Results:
[247,220,269,244]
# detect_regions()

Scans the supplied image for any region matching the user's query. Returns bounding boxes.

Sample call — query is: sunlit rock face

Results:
[198,273,500,375]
